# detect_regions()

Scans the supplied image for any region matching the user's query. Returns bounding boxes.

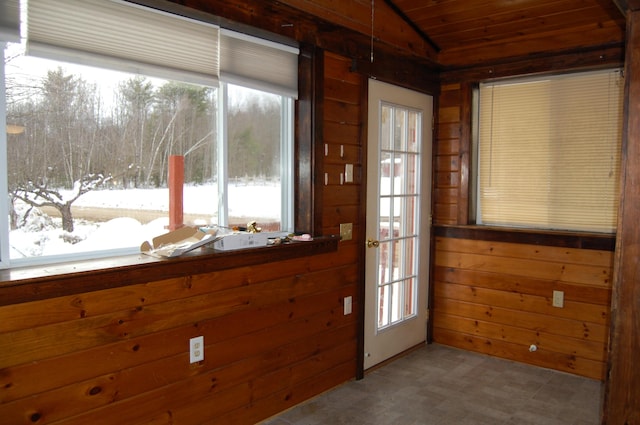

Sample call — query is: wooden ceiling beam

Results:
[382,0,440,52]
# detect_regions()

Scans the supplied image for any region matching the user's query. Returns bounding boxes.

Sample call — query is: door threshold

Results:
[364,341,427,374]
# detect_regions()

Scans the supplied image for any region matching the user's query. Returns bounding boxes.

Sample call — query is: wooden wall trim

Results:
[355,75,368,381]
[434,225,616,252]
[295,44,317,234]
[441,44,624,83]
[0,236,339,307]
[603,8,640,424]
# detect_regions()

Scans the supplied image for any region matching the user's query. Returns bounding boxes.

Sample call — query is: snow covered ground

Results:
[9,182,281,262]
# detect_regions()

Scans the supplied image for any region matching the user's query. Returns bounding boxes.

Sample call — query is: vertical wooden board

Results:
[604,9,640,424]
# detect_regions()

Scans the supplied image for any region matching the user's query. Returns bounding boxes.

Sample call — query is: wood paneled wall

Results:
[322,52,363,239]
[0,246,359,424]
[433,54,621,381]
[0,51,363,425]
[433,233,613,380]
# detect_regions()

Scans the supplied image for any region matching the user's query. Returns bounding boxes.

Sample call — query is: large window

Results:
[472,69,623,233]
[0,0,298,268]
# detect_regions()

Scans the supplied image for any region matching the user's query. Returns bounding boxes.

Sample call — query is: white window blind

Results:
[0,0,20,42]
[220,29,299,99]
[26,0,220,87]
[477,69,623,233]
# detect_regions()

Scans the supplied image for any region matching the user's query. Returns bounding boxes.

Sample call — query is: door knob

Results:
[367,238,380,248]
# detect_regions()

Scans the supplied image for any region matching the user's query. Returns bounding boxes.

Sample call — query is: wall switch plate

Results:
[340,223,353,241]
[345,164,354,183]
[344,296,352,315]
[190,336,204,363]
[552,290,564,308]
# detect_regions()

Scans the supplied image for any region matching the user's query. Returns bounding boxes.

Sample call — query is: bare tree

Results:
[11,173,112,232]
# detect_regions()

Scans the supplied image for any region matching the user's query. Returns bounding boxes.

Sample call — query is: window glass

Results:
[3,43,292,266]
[474,69,623,233]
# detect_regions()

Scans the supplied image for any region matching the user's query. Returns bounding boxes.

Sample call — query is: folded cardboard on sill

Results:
[141,226,218,258]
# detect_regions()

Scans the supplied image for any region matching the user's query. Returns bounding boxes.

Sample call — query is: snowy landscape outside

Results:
[5,43,288,266]
[10,182,281,261]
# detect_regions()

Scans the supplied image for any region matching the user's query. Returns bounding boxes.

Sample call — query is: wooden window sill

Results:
[434,224,615,251]
[0,235,340,307]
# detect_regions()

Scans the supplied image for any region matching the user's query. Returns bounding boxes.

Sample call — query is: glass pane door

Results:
[377,103,421,331]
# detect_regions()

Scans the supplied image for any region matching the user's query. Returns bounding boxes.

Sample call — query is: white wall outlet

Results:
[190,336,204,363]
[344,296,352,315]
[552,290,564,308]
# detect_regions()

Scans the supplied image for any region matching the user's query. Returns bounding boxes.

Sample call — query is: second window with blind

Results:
[472,69,624,233]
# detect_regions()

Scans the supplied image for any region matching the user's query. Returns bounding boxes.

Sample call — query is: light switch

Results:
[345,164,354,183]
[344,296,352,315]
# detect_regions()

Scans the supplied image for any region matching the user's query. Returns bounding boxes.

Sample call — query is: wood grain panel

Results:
[438,106,460,123]
[603,9,640,423]
[324,99,360,125]
[433,235,612,379]
[324,52,361,85]
[437,122,461,140]
[439,21,624,67]
[436,236,614,268]
[435,154,459,172]
[434,297,609,343]
[435,266,611,306]
[434,328,606,380]
[436,248,611,287]
[435,313,606,362]
[324,121,361,145]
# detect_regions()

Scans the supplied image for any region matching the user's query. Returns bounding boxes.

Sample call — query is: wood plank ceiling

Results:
[276,0,626,68]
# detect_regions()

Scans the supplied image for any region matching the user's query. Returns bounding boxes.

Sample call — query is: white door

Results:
[364,79,432,370]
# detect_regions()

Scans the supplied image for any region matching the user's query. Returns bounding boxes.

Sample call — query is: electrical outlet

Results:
[552,290,564,308]
[340,223,353,241]
[344,296,352,315]
[190,336,204,363]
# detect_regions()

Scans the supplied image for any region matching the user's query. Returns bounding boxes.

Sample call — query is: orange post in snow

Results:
[168,155,184,231]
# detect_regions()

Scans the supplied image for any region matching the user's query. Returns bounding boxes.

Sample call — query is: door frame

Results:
[357,78,434,377]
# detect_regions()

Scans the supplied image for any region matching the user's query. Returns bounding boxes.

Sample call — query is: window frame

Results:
[0,3,304,270]
[470,68,624,234]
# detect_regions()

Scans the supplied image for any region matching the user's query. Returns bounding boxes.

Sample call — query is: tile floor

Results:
[262,344,603,425]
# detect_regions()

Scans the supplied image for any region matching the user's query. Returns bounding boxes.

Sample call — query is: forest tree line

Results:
[6,65,283,193]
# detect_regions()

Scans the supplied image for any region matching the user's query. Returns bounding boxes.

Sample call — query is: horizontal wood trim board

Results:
[435,225,616,251]
[436,249,611,288]
[0,236,340,307]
